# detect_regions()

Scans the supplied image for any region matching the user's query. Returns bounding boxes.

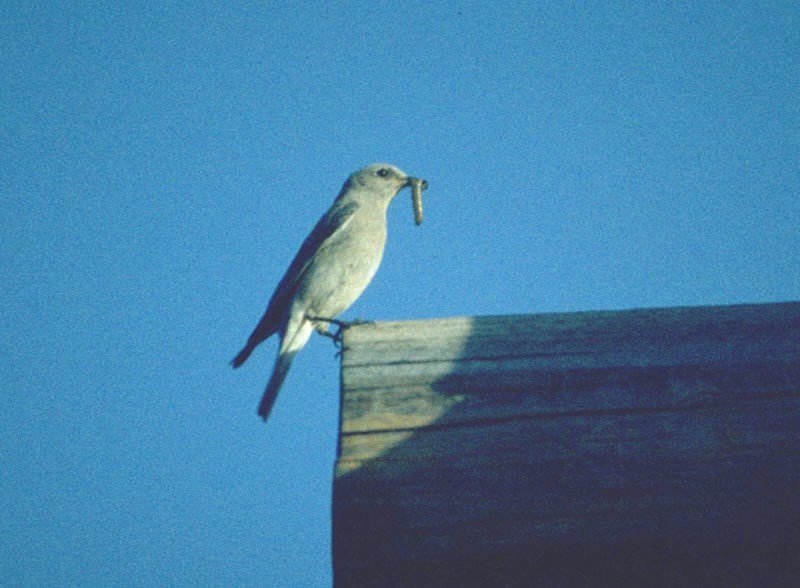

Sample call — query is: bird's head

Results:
[344,163,428,220]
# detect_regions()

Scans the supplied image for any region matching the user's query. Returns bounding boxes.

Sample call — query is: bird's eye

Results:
[376,168,390,177]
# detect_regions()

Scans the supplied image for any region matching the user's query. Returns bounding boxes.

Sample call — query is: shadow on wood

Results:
[333,302,800,587]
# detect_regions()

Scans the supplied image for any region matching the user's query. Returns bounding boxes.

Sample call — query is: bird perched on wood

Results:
[232,163,428,421]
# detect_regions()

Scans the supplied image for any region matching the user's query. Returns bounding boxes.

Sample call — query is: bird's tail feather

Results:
[231,344,254,368]
[232,315,280,369]
[257,349,298,421]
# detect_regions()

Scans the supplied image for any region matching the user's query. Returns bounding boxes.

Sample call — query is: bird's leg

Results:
[307,316,348,346]
[308,316,375,348]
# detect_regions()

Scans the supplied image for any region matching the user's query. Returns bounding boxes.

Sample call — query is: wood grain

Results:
[333,302,800,586]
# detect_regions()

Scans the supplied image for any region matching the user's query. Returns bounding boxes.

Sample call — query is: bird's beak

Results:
[405,177,428,190]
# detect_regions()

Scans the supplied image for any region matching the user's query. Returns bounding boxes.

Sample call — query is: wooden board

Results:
[333,302,800,586]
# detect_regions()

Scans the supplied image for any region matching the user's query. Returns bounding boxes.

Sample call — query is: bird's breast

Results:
[294,211,388,319]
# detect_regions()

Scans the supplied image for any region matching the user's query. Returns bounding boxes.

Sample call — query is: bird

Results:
[232,163,428,421]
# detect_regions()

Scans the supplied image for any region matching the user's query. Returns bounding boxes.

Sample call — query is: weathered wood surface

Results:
[333,303,800,586]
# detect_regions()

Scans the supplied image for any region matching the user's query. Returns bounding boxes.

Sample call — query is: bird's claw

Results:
[308,316,353,347]
[347,318,374,326]
[308,316,375,349]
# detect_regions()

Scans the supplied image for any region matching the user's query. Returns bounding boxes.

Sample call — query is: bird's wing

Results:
[269,201,359,311]
[246,201,360,340]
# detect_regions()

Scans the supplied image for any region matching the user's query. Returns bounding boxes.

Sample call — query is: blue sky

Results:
[2,2,798,585]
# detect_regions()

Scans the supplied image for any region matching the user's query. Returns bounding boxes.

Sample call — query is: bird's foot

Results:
[308,316,374,348]
[308,316,347,347]
[347,318,374,326]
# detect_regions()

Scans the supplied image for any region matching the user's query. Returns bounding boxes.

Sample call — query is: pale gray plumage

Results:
[232,163,428,421]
